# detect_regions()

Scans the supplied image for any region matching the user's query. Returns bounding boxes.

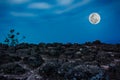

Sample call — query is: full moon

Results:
[89,13,101,24]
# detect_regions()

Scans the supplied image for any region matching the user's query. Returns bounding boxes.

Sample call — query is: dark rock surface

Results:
[0,63,26,75]
[0,42,120,80]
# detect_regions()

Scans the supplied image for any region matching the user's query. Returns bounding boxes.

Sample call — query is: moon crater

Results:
[89,13,101,24]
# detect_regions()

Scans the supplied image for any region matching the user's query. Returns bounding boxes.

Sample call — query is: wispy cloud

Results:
[55,0,90,14]
[8,0,29,4]
[57,0,74,6]
[7,0,90,18]
[10,12,37,17]
[28,2,52,9]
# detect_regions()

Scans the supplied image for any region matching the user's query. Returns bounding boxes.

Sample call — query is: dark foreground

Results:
[0,41,120,80]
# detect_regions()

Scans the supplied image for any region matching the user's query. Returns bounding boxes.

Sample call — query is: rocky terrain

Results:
[0,40,120,80]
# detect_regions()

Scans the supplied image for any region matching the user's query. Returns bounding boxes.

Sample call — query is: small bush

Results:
[4,29,25,46]
[93,40,101,45]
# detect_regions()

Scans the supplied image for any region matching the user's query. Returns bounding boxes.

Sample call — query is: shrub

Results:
[4,29,25,46]
[93,40,101,45]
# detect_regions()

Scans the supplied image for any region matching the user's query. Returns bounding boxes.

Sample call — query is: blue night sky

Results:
[0,0,120,44]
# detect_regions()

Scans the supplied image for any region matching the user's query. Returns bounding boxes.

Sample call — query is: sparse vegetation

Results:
[4,29,26,46]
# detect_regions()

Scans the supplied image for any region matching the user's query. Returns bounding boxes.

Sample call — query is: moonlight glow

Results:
[89,13,101,24]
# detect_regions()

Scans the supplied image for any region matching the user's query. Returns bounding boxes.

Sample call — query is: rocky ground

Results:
[0,40,120,80]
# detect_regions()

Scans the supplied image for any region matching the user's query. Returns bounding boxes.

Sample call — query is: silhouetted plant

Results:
[4,29,25,46]
[93,40,101,44]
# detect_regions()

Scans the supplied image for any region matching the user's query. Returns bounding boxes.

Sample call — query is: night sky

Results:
[0,0,120,44]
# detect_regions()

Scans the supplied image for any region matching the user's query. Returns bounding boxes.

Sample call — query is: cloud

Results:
[55,0,90,14]
[8,0,29,4]
[10,12,37,17]
[28,2,52,9]
[57,0,74,6]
